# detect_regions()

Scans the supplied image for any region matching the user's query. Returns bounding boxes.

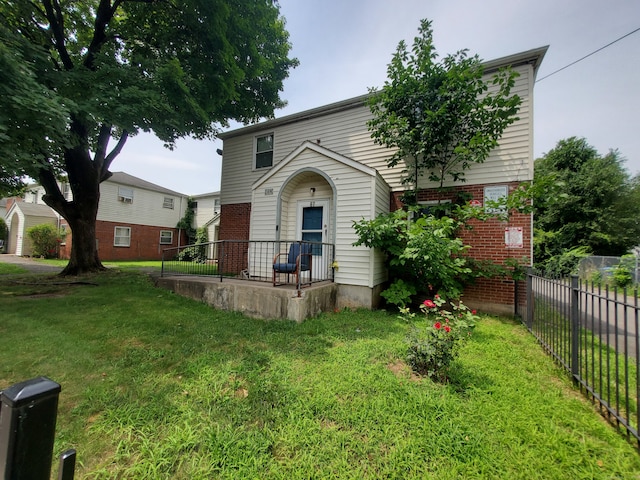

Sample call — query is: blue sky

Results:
[110,0,640,195]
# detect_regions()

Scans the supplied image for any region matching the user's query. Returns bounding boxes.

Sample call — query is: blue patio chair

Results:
[272,242,313,287]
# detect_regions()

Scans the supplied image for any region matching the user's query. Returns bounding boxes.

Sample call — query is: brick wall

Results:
[58,220,185,261]
[392,182,532,314]
[219,203,251,241]
[218,203,251,274]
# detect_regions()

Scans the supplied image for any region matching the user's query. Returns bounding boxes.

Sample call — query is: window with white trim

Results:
[118,186,134,203]
[163,197,174,209]
[214,198,220,214]
[159,230,173,245]
[255,133,274,169]
[114,226,131,247]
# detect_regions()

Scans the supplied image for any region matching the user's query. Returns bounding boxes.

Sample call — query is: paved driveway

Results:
[0,255,63,274]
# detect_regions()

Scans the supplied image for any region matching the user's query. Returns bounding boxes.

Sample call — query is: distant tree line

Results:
[532,137,640,275]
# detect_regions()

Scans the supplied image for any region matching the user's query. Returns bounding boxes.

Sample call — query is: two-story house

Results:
[4,172,188,260]
[217,46,547,315]
[191,191,221,243]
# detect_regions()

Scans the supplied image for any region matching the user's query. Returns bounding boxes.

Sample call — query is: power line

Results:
[536,26,640,83]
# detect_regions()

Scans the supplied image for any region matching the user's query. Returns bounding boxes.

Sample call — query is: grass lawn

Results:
[1,270,639,479]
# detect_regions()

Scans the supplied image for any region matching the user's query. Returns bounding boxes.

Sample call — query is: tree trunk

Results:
[40,145,107,276]
[61,206,105,276]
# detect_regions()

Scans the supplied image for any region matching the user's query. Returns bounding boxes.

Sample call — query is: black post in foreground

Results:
[0,377,61,480]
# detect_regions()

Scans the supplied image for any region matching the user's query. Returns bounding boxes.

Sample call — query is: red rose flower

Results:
[423,299,436,308]
[434,322,442,329]
[472,310,477,315]
[444,325,451,333]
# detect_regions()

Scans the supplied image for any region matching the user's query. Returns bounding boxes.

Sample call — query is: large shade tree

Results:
[368,19,521,197]
[533,137,640,267]
[0,0,297,275]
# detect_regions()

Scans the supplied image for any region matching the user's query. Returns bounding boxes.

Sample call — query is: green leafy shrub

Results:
[176,226,209,263]
[26,223,63,258]
[0,218,7,252]
[403,295,477,382]
[612,255,635,288]
[380,279,416,308]
[542,246,591,277]
[353,208,472,305]
[612,264,632,288]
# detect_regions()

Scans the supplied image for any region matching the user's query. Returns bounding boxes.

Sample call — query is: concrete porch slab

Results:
[154,275,337,322]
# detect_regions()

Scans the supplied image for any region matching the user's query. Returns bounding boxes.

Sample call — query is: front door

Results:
[297,200,328,280]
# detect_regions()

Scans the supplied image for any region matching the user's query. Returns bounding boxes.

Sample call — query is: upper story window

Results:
[62,183,71,200]
[214,198,220,214]
[163,197,174,209]
[118,186,134,203]
[255,133,274,169]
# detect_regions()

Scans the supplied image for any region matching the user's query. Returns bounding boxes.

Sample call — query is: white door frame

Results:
[296,198,329,279]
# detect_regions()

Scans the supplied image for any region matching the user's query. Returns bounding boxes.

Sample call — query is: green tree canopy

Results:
[0,0,297,274]
[367,19,521,194]
[533,137,640,268]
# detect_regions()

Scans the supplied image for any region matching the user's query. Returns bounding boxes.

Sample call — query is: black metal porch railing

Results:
[526,272,640,448]
[161,239,335,287]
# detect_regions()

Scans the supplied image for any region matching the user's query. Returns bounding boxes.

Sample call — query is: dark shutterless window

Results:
[255,134,274,169]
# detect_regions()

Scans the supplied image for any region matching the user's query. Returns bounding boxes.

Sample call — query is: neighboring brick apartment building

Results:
[4,172,189,261]
[217,46,547,316]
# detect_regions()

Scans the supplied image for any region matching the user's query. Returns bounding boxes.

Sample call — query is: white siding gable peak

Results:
[252,141,378,191]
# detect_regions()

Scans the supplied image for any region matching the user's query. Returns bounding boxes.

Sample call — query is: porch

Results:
[158,240,337,322]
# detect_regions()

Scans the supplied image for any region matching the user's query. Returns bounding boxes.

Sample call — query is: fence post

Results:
[0,377,61,480]
[570,275,580,383]
[58,449,76,480]
[526,268,533,330]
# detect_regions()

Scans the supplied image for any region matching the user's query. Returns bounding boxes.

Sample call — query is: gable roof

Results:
[219,46,548,141]
[191,191,220,199]
[9,202,57,218]
[107,171,185,197]
[252,141,378,190]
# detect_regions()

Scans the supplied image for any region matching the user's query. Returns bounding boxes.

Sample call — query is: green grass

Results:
[0,262,28,274]
[32,258,163,270]
[1,271,639,479]
[532,297,639,434]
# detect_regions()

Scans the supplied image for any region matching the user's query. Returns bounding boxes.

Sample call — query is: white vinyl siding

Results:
[98,182,184,228]
[221,105,394,206]
[221,62,536,206]
[114,226,131,247]
[249,144,389,288]
[416,63,535,189]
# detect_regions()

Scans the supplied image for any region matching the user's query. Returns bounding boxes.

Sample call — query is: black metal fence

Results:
[161,240,335,287]
[526,272,639,447]
[0,377,76,479]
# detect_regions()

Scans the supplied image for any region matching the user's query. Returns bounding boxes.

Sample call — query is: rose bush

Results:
[404,295,477,381]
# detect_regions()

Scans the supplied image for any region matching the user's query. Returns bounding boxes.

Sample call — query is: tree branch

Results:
[42,0,74,70]
[38,166,69,218]
[101,130,129,181]
[94,124,112,168]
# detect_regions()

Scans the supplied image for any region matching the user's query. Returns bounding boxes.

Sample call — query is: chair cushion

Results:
[273,262,297,273]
